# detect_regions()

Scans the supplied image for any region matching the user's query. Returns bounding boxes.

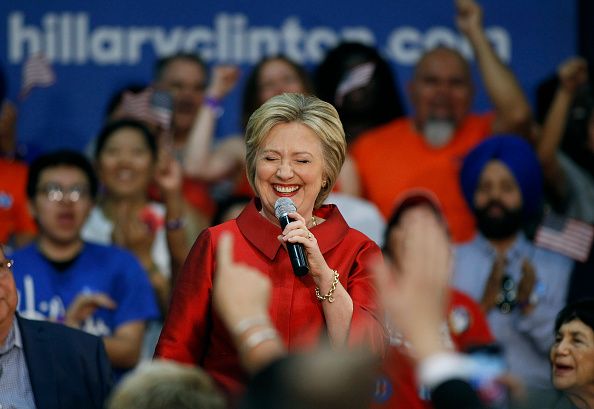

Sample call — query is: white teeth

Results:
[274,185,298,193]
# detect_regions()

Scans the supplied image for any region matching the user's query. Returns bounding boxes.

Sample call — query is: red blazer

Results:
[155,199,386,397]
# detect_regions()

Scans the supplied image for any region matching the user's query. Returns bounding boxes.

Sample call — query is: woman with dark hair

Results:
[82,119,190,314]
[314,42,405,144]
[550,299,594,409]
[182,56,312,199]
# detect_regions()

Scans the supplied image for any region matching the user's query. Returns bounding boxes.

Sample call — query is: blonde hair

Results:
[107,360,225,409]
[245,93,346,208]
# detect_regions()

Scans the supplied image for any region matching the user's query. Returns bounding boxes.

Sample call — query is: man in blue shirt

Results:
[10,150,159,378]
[452,136,573,407]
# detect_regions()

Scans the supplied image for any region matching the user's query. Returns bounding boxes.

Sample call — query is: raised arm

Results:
[183,65,242,181]
[536,57,589,197]
[456,0,531,136]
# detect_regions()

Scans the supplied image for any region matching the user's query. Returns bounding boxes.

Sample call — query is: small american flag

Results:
[20,53,56,98]
[120,88,172,130]
[534,213,594,262]
[335,62,376,106]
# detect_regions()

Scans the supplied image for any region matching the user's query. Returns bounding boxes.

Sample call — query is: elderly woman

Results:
[551,299,594,409]
[155,93,385,399]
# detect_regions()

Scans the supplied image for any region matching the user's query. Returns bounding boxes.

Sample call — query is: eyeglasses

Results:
[0,259,14,279]
[37,183,90,203]
[496,274,517,314]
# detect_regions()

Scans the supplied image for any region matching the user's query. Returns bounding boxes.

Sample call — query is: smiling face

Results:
[96,127,155,200]
[409,48,473,131]
[551,319,594,396]
[254,122,325,225]
[30,165,92,246]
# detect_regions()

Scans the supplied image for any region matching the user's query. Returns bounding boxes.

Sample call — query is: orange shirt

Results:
[351,114,494,243]
[0,159,36,244]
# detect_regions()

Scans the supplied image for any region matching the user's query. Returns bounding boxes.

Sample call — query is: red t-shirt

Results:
[372,289,494,409]
[0,159,36,244]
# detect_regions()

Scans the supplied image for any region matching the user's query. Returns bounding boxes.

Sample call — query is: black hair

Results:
[27,150,98,200]
[241,55,313,129]
[554,298,594,334]
[314,42,405,141]
[211,195,252,226]
[94,119,158,160]
[154,52,207,82]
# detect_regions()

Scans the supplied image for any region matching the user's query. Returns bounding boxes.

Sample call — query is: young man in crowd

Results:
[10,150,159,378]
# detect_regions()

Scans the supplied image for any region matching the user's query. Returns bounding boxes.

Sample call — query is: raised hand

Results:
[558,57,588,95]
[65,292,117,328]
[455,0,483,37]
[213,232,272,331]
[206,65,241,101]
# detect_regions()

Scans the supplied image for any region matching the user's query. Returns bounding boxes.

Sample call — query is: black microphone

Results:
[275,198,309,276]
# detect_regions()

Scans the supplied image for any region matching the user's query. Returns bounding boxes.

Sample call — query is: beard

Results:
[474,200,523,240]
[422,117,456,148]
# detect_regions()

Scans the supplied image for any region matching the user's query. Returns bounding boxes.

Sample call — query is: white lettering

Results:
[90,27,124,65]
[423,26,458,50]
[128,28,152,64]
[152,27,184,57]
[305,28,338,61]
[486,27,511,63]
[248,27,280,63]
[183,27,214,60]
[386,26,421,65]
[8,12,41,63]
[6,11,513,67]
[281,18,305,62]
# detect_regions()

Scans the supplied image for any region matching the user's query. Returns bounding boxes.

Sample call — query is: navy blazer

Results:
[17,315,112,409]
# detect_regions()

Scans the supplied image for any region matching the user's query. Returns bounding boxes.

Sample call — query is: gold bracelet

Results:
[315,269,339,303]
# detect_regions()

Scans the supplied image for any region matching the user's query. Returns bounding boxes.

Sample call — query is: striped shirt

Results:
[0,318,36,409]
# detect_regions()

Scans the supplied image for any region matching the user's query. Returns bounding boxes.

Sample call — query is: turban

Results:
[460,135,543,218]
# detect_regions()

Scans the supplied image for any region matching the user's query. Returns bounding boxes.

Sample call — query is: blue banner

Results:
[0,1,576,153]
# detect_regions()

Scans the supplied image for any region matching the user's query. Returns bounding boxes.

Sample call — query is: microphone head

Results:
[275,197,296,219]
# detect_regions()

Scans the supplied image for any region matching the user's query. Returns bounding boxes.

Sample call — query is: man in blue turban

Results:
[451,135,574,407]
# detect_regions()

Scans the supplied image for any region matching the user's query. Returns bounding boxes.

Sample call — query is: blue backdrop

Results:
[0,1,576,154]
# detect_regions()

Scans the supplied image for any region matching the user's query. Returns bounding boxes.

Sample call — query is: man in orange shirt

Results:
[351,0,531,243]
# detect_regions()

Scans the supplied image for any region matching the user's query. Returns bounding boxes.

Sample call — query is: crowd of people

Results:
[1,0,594,408]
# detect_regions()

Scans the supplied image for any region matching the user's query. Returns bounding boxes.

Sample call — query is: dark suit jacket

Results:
[17,315,112,409]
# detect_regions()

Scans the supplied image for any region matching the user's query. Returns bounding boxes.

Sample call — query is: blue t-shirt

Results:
[12,242,159,337]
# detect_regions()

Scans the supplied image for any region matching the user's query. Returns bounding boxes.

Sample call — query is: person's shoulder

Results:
[352,117,410,148]
[19,315,102,346]
[11,242,38,260]
[531,242,574,269]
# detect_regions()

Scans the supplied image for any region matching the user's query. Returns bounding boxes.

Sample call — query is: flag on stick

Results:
[20,53,56,99]
[534,213,594,262]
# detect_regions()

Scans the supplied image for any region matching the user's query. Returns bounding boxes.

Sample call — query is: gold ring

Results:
[307,232,312,240]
